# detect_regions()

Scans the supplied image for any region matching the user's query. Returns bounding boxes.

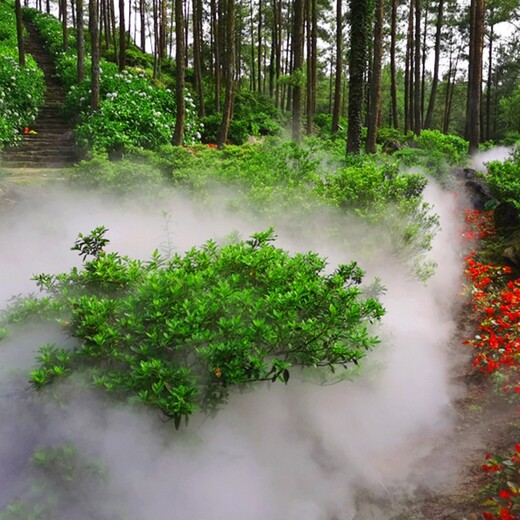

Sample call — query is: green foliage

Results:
[315,160,439,265]
[415,129,468,165]
[71,139,440,276]
[4,228,384,427]
[485,158,520,210]
[0,444,112,520]
[72,153,165,192]
[393,130,469,186]
[202,90,282,144]
[0,5,45,147]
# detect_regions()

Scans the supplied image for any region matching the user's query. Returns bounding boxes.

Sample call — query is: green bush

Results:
[72,153,165,192]
[485,159,520,210]
[2,228,384,427]
[415,129,468,164]
[0,5,45,147]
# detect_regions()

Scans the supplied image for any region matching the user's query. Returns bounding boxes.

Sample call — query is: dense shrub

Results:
[485,158,520,210]
[2,228,384,426]
[0,5,45,147]
[415,129,468,164]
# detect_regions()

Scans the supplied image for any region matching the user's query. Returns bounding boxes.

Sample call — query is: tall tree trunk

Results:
[77,0,85,81]
[110,0,117,64]
[159,0,167,60]
[306,0,317,134]
[390,0,398,128]
[152,0,159,78]
[413,0,421,135]
[218,0,235,147]
[291,0,304,142]
[173,0,185,145]
[258,0,263,94]
[485,17,494,141]
[275,0,282,107]
[331,0,342,134]
[89,0,100,110]
[70,0,76,27]
[211,0,221,112]
[346,0,367,154]
[15,0,25,66]
[62,0,68,51]
[420,0,428,121]
[140,0,146,51]
[119,0,126,70]
[193,0,205,117]
[404,0,414,133]
[366,0,384,153]
[250,0,256,91]
[424,0,444,128]
[466,0,485,153]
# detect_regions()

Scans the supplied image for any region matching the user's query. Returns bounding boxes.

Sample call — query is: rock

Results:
[494,201,520,231]
[503,242,520,266]
[453,167,494,210]
[503,231,520,268]
[382,139,403,154]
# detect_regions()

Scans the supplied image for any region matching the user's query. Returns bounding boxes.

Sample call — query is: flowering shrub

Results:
[462,252,519,398]
[1,227,384,427]
[0,5,45,147]
[480,446,520,519]
[462,209,496,241]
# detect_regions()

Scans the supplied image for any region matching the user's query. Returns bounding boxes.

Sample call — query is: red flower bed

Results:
[461,209,520,519]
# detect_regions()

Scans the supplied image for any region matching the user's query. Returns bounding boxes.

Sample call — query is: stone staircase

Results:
[1,21,78,168]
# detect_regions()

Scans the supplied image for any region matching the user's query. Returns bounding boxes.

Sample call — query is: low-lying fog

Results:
[0,177,465,519]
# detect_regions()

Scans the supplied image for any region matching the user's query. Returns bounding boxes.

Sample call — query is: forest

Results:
[0,0,519,518]
[2,0,520,154]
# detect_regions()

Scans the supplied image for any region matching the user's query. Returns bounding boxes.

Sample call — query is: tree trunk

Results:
[424,0,444,129]
[258,0,262,94]
[218,0,235,148]
[305,0,317,134]
[404,0,414,133]
[466,0,485,153]
[346,0,367,154]
[331,0,342,134]
[89,0,100,110]
[390,0,398,128]
[62,0,68,51]
[140,0,146,51]
[366,0,384,153]
[291,0,304,142]
[159,0,167,60]
[77,0,85,81]
[173,0,185,145]
[485,17,494,142]
[119,0,126,70]
[211,0,221,112]
[193,0,205,117]
[15,0,25,66]
[152,0,159,78]
[250,0,256,91]
[413,0,421,135]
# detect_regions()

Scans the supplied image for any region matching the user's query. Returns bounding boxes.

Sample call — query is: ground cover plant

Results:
[0,444,115,520]
[72,138,440,279]
[461,209,520,519]
[0,3,45,148]
[0,227,384,428]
